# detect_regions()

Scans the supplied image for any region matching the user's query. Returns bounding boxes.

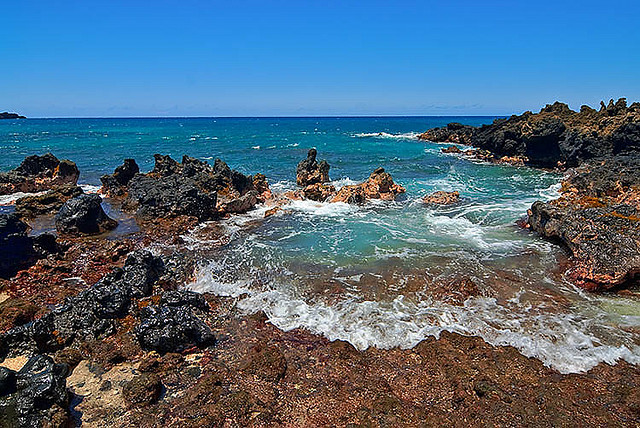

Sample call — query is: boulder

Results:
[0,355,69,427]
[100,159,139,197]
[441,145,463,154]
[55,194,118,235]
[296,149,330,186]
[423,191,460,206]
[0,214,38,279]
[332,168,405,204]
[303,183,337,202]
[15,184,83,218]
[0,153,79,195]
[135,290,215,354]
[528,156,640,290]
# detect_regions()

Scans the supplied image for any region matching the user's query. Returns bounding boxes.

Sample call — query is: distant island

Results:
[0,112,26,119]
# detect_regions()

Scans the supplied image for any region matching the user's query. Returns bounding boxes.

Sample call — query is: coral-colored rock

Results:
[332,168,405,204]
[423,191,460,206]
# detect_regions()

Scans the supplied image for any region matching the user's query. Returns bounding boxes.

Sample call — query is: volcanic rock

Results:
[100,159,140,197]
[0,112,26,120]
[296,149,330,186]
[528,156,640,290]
[420,98,640,167]
[0,153,79,195]
[303,183,337,202]
[441,145,463,154]
[55,193,118,235]
[333,167,405,204]
[423,191,460,206]
[15,184,84,218]
[0,214,55,279]
[135,290,215,354]
[122,373,163,407]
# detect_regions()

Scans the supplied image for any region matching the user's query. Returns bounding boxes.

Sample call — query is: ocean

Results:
[1,117,639,373]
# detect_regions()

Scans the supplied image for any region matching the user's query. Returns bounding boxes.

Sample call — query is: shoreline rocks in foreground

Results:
[420,98,640,168]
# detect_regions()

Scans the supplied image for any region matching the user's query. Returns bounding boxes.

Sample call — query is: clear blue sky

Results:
[1,1,639,117]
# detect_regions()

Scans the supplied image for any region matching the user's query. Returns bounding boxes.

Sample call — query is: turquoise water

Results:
[2,117,639,373]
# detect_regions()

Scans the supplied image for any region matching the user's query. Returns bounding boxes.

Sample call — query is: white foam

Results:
[353,132,420,140]
[285,199,358,217]
[0,191,46,205]
[80,184,101,194]
[189,268,640,374]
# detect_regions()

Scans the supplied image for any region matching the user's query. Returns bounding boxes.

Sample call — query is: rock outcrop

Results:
[296,149,330,186]
[423,191,460,206]
[419,98,640,167]
[55,194,118,235]
[15,184,84,218]
[332,168,405,204]
[100,159,139,197]
[0,214,58,279]
[528,156,640,290]
[0,112,26,120]
[0,153,79,195]
[122,154,268,220]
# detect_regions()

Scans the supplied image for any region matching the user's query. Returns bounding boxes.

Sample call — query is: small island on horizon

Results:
[0,112,26,120]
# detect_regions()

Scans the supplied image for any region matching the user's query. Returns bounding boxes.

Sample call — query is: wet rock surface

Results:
[14,184,84,218]
[423,190,460,206]
[296,148,330,186]
[420,98,640,167]
[332,167,405,203]
[100,159,140,197]
[55,193,118,235]
[0,153,79,195]
[528,156,640,290]
[0,214,57,279]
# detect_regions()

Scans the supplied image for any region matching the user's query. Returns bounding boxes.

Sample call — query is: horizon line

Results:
[7,114,504,120]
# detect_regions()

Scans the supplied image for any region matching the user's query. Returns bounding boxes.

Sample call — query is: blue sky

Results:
[1,1,639,117]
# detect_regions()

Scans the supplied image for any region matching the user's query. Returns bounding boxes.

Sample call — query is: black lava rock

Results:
[100,158,140,197]
[0,214,38,279]
[55,194,118,235]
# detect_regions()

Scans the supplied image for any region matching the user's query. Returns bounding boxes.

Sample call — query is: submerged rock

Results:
[0,153,79,195]
[15,184,84,218]
[423,191,460,206]
[100,159,140,197]
[420,98,640,167]
[55,193,118,235]
[332,167,405,204]
[296,149,330,186]
[528,156,640,290]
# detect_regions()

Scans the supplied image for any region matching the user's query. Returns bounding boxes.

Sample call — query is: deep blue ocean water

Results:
[1,117,639,373]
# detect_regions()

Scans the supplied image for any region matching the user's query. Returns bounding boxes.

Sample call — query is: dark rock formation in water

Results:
[0,355,69,427]
[0,153,79,195]
[15,184,84,218]
[0,112,26,119]
[100,159,139,197]
[0,214,58,279]
[332,167,405,204]
[528,156,640,290]
[120,154,268,220]
[419,98,640,167]
[303,183,337,202]
[296,149,330,186]
[423,191,460,206]
[55,194,118,235]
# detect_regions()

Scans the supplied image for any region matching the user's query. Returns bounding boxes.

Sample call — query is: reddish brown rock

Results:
[423,190,460,206]
[303,183,337,202]
[332,168,405,204]
[0,153,79,195]
[441,145,463,154]
[296,149,330,186]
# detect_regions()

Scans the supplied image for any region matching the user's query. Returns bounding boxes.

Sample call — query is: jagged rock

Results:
[332,168,405,204]
[528,156,640,290]
[0,251,163,357]
[419,98,640,167]
[15,184,84,218]
[296,149,330,186]
[100,159,139,197]
[135,290,215,354]
[0,153,79,195]
[0,112,26,120]
[303,183,337,202]
[55,194,117,235]
[122,154,268,220]
[423,191,460,206]
[441,145,463,154]
[0,355,69,427]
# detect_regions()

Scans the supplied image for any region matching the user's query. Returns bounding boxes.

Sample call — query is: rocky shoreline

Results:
[0,110,639,426]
